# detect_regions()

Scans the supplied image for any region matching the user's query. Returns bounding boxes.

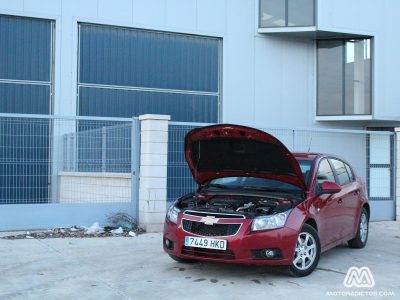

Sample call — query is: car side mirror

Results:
[318,181,341,195]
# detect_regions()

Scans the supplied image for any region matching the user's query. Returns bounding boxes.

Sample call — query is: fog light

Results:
[251,248,282,260]
[265,250,275,258]
[164,238,174,250]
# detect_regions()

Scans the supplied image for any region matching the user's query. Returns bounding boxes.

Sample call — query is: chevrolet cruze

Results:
[163,124,370,276]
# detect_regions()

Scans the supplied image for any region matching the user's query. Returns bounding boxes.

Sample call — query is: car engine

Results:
[176,193,293,217]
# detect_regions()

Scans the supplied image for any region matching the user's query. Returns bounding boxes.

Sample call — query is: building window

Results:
[0,15,55,204]
[317,39,372,116]
[77,23,221,123]
[259,0,315,28]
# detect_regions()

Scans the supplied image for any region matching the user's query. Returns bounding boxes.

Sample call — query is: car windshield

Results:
[206,159,313,192]
[206,177,302,193]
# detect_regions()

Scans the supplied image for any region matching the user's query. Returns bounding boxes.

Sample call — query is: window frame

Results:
[259,0,316,28]
[316,38,373,117]
[329,158,351,186]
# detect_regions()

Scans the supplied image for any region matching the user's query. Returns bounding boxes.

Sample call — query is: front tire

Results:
[348,207,369,249]
[288,224,321,277]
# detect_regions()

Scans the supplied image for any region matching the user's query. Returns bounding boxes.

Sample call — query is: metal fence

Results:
[167,122,212,203]
[0,114,395,229]
[63,122,132,173]
[0,113,140,229]
[166,122,395,220]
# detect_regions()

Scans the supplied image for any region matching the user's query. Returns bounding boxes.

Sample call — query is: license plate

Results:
[184,236,227,250]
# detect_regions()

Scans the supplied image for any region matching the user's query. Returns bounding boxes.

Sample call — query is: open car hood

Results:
[184,124,307,191]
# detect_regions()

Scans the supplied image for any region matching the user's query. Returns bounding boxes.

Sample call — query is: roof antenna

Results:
[307,136,313,152]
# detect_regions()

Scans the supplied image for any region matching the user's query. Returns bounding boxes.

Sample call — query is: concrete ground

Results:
[0,222,399,300]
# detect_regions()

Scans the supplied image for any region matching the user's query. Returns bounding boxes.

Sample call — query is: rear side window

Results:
[344,164,355,182]
[317,159,335,184]
[330,159,350,186]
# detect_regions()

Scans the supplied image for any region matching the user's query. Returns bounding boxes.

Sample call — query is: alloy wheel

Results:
[293,232,317,271]
[360,212,368,243]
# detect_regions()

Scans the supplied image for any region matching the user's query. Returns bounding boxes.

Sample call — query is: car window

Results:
[297,160,313,187]
[344,163,354,182]
[317,159,335,184]
[330,159,350,186]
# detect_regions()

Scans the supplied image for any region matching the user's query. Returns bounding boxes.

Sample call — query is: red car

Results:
[163,124,370,276]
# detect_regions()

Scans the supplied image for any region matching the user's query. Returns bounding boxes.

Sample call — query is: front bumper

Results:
[163,212,298,266]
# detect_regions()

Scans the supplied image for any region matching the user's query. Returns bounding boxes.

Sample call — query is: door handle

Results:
[337,198,343,204]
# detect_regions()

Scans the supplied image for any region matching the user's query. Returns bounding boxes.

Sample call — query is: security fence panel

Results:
[0,114,140,230]
[0,117,50,204]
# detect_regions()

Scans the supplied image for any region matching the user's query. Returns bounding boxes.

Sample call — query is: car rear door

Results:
[329,159,360,238]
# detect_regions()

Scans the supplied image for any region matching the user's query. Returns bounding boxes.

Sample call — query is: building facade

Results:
[0,0,399,226]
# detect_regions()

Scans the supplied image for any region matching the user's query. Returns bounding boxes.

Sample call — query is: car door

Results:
[313,158,343,248]
[329,159,360,238]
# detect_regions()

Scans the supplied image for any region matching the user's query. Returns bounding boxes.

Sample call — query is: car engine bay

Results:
[176,193,293,218]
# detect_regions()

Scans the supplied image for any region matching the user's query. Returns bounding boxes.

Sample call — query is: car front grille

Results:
[184,210,245,219]
[182,246,235,260]
[182,219,241,237]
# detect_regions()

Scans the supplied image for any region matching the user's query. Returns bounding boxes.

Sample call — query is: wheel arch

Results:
[304,218,318,232]
[362,202,370,220]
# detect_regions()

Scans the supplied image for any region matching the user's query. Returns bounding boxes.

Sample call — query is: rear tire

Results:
[288,224,321,277]
[348,207,369,249]
[168,254,197,263]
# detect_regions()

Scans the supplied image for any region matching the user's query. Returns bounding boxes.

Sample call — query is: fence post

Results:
[138,114,170,232]
[395,128,400,221]
[101,127,107,172]
[131,117,141,219]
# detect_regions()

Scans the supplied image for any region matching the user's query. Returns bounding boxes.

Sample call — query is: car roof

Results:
[293,152,350,164]
[292,152,321,161]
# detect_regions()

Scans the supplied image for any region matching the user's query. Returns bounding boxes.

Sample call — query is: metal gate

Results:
[0,113,140,230]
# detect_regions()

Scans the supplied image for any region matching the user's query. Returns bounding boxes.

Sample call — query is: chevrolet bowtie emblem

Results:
[200,216,219,225]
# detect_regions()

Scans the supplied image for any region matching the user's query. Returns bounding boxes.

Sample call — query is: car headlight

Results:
[251,210,292,231]
[166,205,180,224]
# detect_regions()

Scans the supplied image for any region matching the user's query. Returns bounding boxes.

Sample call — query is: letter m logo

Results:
[344,266,375,288]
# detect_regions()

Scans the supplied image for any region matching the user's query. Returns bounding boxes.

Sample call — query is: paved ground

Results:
[0,222,399,300]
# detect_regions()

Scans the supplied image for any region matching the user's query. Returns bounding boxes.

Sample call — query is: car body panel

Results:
[185,124,306,190]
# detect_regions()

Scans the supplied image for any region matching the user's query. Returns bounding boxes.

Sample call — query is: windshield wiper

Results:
[242,186,299,194]
[203,183,241,190]
[243,186,290,193]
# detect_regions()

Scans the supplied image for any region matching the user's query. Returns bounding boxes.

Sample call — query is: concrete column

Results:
[138,114,170,232]
[395,128,400,221]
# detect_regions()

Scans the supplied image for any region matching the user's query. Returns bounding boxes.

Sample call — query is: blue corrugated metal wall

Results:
[0,15,52,82]
[0,15,53,204]
[78,23,221,122]
[79,87,218,122]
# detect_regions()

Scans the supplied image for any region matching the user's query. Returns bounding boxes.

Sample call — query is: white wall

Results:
[0,0,399,128]
[58,172,131,203]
